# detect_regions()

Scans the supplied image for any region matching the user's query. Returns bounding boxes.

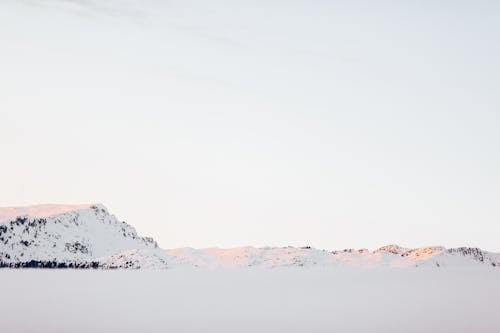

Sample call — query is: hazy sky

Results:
[1,0,499,250]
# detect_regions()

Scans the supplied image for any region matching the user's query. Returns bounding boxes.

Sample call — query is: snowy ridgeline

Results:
[0,204,499,269]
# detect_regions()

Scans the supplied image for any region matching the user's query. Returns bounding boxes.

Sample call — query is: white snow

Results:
[1,205,499,332]
[1,204,499,269]
[0,204,163,268]
[165,244,500,269]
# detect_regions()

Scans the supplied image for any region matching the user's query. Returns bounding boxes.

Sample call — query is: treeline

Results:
[0,260,102,269]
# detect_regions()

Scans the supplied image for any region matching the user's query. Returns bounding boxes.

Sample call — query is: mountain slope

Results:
[0,204,167,268]
[165,244,500,269]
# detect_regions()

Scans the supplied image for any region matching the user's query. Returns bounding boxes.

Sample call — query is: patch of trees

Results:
[0,260,101,269]
[448,247,484,262]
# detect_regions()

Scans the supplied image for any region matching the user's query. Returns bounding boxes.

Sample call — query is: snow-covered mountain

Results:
[166,244,500,269]
[0,204,498,269]
[0,204,167,268]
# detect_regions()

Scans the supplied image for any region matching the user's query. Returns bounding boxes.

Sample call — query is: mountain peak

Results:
[373,244,408,255]
[0,203,163,269]
[0,203,98,223]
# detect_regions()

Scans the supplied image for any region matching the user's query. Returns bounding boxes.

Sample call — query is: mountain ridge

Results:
[0,204,498,269]
[0,203,94,223]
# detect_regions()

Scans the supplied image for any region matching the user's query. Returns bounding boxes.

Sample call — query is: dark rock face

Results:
[65,242,89,254]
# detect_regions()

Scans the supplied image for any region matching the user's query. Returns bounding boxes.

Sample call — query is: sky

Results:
[0,0,499,251]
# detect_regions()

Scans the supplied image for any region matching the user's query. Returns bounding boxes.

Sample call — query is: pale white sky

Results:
[0,0,499,250]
